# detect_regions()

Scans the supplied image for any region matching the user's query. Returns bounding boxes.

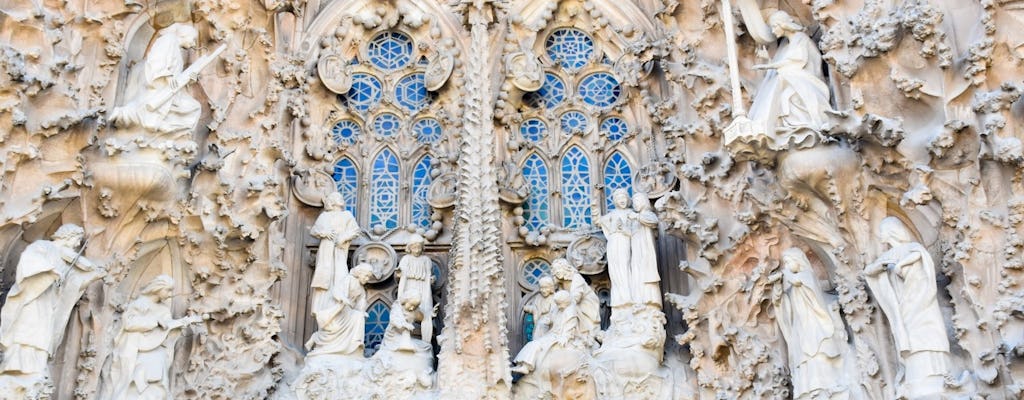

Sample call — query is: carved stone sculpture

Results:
[597,189,663,308]
[513,287,597,399]
[367,293,436,399]
[109,275,201,399]
[774,248,847,400]
[629,192,662,308]
[511,277,556,374]
[305,265,373,359]
[550,258,600,341]
[310,193,361,296]
[865,217,955,398]
[293,264,374,400]
[0,224,103,398]
[395,234,434,342]
[109,23,219,137]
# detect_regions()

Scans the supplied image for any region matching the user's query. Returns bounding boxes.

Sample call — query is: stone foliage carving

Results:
[3,0,1024,398]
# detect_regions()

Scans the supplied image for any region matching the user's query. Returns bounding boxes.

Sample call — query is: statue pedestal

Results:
[0,373,53,400]
[366,339,436,400]
[293,353,369,400]
[592,305,669,399]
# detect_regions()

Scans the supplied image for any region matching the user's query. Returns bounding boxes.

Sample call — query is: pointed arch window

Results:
[332,157,359,214]
[370,149,400,230]
[560,147,592,228]
[604,152,633,210]
[522,154,550,231]
[365,300,391,356]
[411,155,433,229]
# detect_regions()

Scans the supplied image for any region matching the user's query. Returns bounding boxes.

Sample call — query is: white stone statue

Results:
[109,275,202,399]
[629,192,662,307]
[368,292,435,398]
[309,192,361,302]
[306,264,374,358]
[395,234,434,342]
[110,23,224,136]
[0,224,104,387]
[774,248,847,400]
[550,258,600,341]
[746,11,830,149]
[597,189,663,308]
[865,217,952,398]
[525,277,557,340]
[597,188,637,309]
[511,290,579,375]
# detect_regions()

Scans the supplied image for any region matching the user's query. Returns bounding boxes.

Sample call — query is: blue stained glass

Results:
[545,28,595,71]
[600,117,629,141]
[559,111,588,134]
[522,154,550,231]
[524,313,535,342]
[395,73,433,112]
[342,73,383,112]
[413,118,443,143]
[412,155,433,229]
[578,72,621,108]
[372,113,401,137]
[603,152,633,210]
[520,119,548,142]
[561,147,592,228]
[332,157,358,214]
[522,258,551,288]
[370,149,400,230]
[364,300,391,355]
[367,31,414,71]
[524,73,566,109]
[331,119,361,145]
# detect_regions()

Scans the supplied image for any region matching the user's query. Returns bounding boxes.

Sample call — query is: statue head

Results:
[323,192,345,212]
[52,224,85,248]
[632,192,652,212]
[551,258,575,281]
[552,290,572,309]
[781,248,810,274]
[140,275,175,300]
[877,217,915,248]
[611,189,631,210]
[400,294,422,312]
[407,234,425,256]
[351,264,375,285]
[164,23,198,50]
[768,11,803,38]
[538,276,555,296]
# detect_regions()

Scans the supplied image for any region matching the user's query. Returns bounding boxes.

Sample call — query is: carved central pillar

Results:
[437,2,512,398]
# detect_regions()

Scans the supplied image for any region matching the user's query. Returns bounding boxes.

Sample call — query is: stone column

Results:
[437,1,512,398]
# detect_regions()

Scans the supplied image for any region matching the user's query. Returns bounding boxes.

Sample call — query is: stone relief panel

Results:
[0,0,1023,398]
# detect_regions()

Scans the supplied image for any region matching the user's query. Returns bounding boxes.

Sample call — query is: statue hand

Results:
[864,262,887,276]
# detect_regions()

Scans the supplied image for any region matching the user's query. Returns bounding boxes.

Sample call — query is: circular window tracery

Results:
[520,119,548,142]
[545,28,595,71]
[600,117,628,141]
[413,118,443,143]
[578,72,621,108]
[342,73,383,112]
[524,73,566,109]
[331,119,362,145]
[559,111,588,134]
[372,113,401,137]
[395,73,433,112]
[367,31,414,71]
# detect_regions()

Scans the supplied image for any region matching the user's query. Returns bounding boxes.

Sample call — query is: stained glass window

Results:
[367,32,414,71]
[412,155,433,229]
[603,152,633,210]
[559,111,588,134]
[370,149,400,230]
[578,72,621,108]
[331,119,361,145]
[545,28,595,71]
[395,73,433,112]
[365,300,391,355]
[524,313,535,342]
[341,73,383,112]
[332,157,358,214]
[522,154,550,231]
[600,117,629,141]
[413,118,443,143]
[561,147,592,228]
[372,113,401,137]
[524,73,566,109]
[520,119,548,142]
[522,258,551,289]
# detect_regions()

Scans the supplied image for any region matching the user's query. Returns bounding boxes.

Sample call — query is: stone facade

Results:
[0,0,1022,399]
